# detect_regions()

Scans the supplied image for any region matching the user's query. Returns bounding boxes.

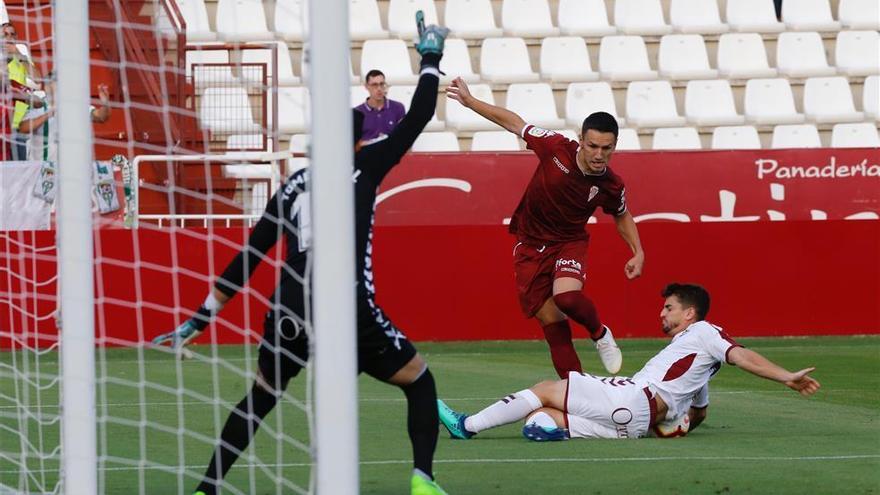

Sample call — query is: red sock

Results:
[552,291,604,340]
[541,320,582,378]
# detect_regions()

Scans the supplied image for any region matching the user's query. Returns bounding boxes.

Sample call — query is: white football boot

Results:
[595,325,622,374]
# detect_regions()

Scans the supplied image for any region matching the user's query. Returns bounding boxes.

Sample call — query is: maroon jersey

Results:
[509,124,628,244]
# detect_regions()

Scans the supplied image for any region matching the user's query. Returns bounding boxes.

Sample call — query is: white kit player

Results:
[438,283,821,441]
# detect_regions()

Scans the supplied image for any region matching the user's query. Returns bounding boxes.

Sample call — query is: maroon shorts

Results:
[513,239,589,317]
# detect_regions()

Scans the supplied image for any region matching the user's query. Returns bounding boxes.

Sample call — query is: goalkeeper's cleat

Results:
[192,492,207,495]
[414,10,449,56]
[437,400,473,440]
[595,325,622,375]
[522,423,569,442]
[411,474,449,495]
[151,320,201,358]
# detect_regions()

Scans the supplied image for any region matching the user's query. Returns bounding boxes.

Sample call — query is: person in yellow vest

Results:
[3,22,43,160]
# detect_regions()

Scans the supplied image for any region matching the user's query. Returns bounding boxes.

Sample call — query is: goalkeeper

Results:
[153,13,450,495]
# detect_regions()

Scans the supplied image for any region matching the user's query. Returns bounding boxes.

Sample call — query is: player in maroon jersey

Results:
[447,77,645,377]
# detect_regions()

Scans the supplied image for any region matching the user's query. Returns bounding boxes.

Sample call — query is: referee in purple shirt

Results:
[355,69,406,145]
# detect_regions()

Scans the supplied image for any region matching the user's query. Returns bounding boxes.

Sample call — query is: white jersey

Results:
[25,105,96,163]
[632,320,740,420]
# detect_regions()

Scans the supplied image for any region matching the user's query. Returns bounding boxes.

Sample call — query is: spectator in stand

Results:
[2,22,43,160]
[354,69,405,145]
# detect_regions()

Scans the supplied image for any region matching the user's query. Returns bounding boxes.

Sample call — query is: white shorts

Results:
[564,372,657,440]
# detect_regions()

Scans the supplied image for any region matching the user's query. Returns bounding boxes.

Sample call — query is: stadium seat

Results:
[771,124,822,148]
[657,34,718,80]
[685,80,745,126]
[744,78,805,125]
[360,40,418,84]
[616,128,641,150]
[387,85,445,131]
[614,0,673,36]
[553,129,580,142]
[277,87,310,134]
[157,0,215,41]
[716,33,777,79]
[726,0,785,33]
[502,0,560,38]
[225,134,263,152]
[288,134,310,154]
[669,0,728,34]
[830,123,880,147]
[241,42,300,87]
[446,84,498,131]
[835,31,880,76]
[411,132,461,151]
[480,38,540,83]
[598,36,658,81]
[302,50,359,84]
[776,32,837,77]
[216,0,274,42]
[351,85,369,107]
[652,127,702,150]
[557,0,616,36]
[565,82,625,127]
[625,81,687,128]
[803,77,864,123]
[186,48,235,86]
[199,86,261,134]
[838,0,880,30]
[275,0,308,42]
[388,0,439,38]
[711,126,762,149]
[445,0,503,39]
[470,131,522,150]
[439,39,480,83]
[349,0,389,40]
[864,75,880,120]
[540,37,599,83]
[506,83,565,129]
[781,0,840,32]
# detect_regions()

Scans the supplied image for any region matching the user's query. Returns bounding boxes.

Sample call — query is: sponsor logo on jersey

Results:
[555,258,582,272]
[553,156,570,174]
[528,126,555,138]
[588,185,599,202]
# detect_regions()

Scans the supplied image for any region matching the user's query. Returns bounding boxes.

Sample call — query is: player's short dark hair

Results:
[661,283,710,321]
[352,109,364,144]
[364,69,385,83]
[581,111,619,139]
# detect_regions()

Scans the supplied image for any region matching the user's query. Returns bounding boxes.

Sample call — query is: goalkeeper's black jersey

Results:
[215,70,439,324]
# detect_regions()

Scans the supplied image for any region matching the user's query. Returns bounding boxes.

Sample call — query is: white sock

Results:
[465,389,542,433]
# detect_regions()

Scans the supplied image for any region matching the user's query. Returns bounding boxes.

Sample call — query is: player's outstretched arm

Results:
[728,346,821,396]
[151,287,230,359]
[446,77,525,135]
[613,210,645,279]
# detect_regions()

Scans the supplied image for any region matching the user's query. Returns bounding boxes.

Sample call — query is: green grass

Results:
[2,336,879,494]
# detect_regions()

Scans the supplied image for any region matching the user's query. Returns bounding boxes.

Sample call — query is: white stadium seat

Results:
[349,0,389,40]
[565,82,625,127]
[502,0,559,38]
[480,37,540,83]
[288,134,310,154]
[553,129,580,142]
[835,31,880,77]
[614,0,673,36]
[685,80,745,126]
[782,0,840,32]
[199,86,260,134]
[616,128,641,150]
[387,85,445,131]
[658,34,718,80]
[388,0,440,38]
[439,39,480,83]
[540,37,599,83]
[186,48,234,86]
[557,0,616,36]
[506,83,565,129]
[225,134,262,152]
[803,77,864,123]
[744,78,805,125]
[157,0,215,42]
[241,42,300,87]
[864,76,880,120]
[717,33,777,79]
[669,0,728,34]
[625,80,687,128]
[446,84,498,131]
[302,50,359,84]
[776,32,837,77]
[275,0,308,42]
[360,40,418,84]
[216,0,274,42]
[351,85,369,107]
[652,127,702,150]
[771,124,822,149]
[277,87,310,134]
[445,0,503,39]
[726,0,785,33]
[831,123,880,148]
[598,36,658,81]
[838,0,880,30]
[711,126,762,149]
[470,131,522,151]
[411,132,461,151]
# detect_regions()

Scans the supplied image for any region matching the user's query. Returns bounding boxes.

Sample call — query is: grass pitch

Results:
[2,336,879,494]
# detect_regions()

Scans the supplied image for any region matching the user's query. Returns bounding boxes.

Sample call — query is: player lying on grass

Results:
[152,13,451,495]
[438,283,821,442]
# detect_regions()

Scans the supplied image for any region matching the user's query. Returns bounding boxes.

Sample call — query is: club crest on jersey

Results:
[552,156,570,174]
[528,126,554,138]
[588,186,599,202]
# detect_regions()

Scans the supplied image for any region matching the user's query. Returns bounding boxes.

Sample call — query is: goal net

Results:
[0,1,356,493]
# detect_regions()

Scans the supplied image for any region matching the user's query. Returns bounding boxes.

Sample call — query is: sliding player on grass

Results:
[438,283,820,442]
[153,14,451,495]
[447,78,644,378]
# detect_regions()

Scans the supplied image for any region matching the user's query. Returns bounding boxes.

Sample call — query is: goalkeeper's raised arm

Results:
[446,76,526,134]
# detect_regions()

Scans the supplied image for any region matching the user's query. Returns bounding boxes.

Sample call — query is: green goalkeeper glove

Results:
[414,10,449,56]
[152,320,201,360]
